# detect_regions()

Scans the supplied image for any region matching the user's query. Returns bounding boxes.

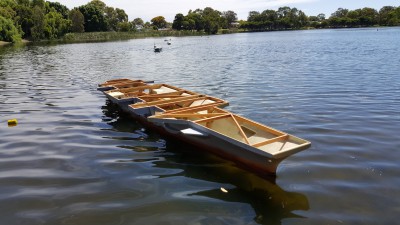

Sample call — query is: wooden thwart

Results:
[252,134,289,148]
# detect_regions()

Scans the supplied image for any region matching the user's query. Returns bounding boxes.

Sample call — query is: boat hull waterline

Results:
[98,78,311,175]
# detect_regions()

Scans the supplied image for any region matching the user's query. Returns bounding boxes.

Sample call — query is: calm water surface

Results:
[1,28,399,225]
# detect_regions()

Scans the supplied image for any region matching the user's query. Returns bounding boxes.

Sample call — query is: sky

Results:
[55,0,400,22]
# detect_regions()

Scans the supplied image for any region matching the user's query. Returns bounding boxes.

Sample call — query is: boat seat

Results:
[190,99,215,107]
[152,86,177,94]
[108,91,125,98]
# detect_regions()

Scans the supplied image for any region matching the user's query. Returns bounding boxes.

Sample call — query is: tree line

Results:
[1,0,400,43]
[240,6,400,31]
[172,8,238,34]
[0,0,148,43]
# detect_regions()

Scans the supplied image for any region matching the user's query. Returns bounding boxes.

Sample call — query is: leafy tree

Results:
[44,9,70,39]
[387,7,400,26]
[115,8,128,22]
[32,0,45,9]
[317,13,326,21]
[133,17,144,26]
[331,8,349,18]
[0,15,22,42]
[48,2,69,19]
[186,10,204,31]
[69,8,84,32]
[0,0,17,20]
[202,7,222,34]
[87,0,106,12]
[172,13,184,30]
[31,5,45,40]
[105,7,128,31]
[78,4,107,32]
[15,3,32,37]
[116,21,132,31]
[379,6,395,25]
[222,10,237,28]
[151,16,167,29]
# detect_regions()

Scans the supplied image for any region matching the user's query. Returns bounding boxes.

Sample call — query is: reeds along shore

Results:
[62,30,208,43]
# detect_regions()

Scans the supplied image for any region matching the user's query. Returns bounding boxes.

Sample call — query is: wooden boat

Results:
[147,106,310,174]
[98,79,310,175]
[97,79,146,91]
[128,95,228,118]
[104,84,205,111]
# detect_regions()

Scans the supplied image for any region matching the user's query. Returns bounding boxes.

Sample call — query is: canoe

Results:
[147,105,310,174]
[98,79,310,175]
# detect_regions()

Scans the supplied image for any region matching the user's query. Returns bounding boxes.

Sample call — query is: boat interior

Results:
[130,95,228,113]
[149,106,310,157]
[98,79,142,87]
[105,84,185,100]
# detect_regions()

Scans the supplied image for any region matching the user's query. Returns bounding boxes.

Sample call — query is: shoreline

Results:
[2,26,397,46]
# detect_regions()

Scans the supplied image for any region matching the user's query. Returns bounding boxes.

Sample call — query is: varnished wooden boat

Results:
[98,79,310,175]
[97,79,147,91]
[104,84,196,106]
[147,105,310,174]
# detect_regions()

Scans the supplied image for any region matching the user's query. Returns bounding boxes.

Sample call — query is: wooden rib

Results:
[230,114,250,144]
[100,79,133,86]
[131,95,203,108]
[165,102,227,114]
[112,82,146,88]
[252,134,289,148]
[164,105,221,114]
[106,84,153,94]
[234,115,286,137]
[194,114,231,123]
[154,113,227,119]
[140,94,192,99]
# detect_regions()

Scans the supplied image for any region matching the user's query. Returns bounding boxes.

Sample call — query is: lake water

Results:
[1,27,399,225]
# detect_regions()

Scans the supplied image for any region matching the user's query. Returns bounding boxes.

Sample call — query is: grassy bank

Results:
[62,30,209,43]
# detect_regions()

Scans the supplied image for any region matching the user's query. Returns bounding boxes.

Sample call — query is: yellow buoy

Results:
[8,119,18,127]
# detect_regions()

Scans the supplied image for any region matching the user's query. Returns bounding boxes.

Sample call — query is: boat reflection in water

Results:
[101,101,309,224]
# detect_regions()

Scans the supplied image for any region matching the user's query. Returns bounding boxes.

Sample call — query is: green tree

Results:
[0,0,17,20]
[379,6,395,25]
[186,10,204,31]
[43,9,70,39]
[31,5,45,40]
[387,7,400,26]
[32,0,45,9]
[105,7,128,31]
[87,0,106,12]
[202,7,222,34]
[151,16,167,29]
[172,13,184,30]
[48,1,69,19]
[116,21,132,31]
[15,3,32,37]
[78,4,107,32]
[222,10,237,28]
[133,17,144,26]
[69,8,84,32]
[331,8,349,18]
[0,15,22,42]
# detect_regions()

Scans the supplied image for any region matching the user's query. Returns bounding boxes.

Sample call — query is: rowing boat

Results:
[148,105,310,174]
[97,79,146,91]
[98,79,310,175]
[104,83,199,107]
